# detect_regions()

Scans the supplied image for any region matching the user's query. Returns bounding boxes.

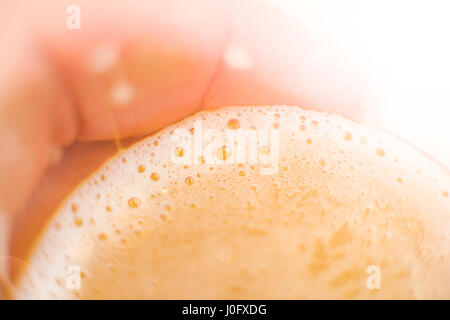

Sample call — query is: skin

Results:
[0,0,367,297]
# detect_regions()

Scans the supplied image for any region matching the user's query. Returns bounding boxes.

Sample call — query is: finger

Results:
[202,0,367,121]
[41,0,365,141]
[0,23,76,287]
[39,0,231,140]
[0,0,229,213]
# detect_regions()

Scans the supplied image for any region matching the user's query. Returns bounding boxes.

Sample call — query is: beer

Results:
[13,106,450,299]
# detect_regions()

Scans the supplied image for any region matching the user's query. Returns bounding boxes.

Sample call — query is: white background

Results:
[268,0,450,169]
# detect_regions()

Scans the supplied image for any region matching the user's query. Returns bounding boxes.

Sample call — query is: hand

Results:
[0,0,367,298]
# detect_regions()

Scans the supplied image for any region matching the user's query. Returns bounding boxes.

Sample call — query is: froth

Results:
[14,106,450,299]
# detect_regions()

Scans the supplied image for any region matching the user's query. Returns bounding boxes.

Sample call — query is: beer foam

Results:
[14,106,450,299]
